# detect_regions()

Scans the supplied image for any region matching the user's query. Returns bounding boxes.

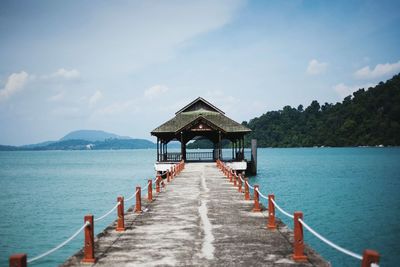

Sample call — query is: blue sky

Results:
[1,0,399,145]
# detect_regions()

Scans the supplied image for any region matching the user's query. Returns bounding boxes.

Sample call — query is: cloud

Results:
[306,59,328,75]
[333,82,375,98]
[144,85,169,99]
[48,91,65,102]
[89,90,103,107]
[354,60,400,80]
[0,71,30,101]
[52,68,80,79]
[41,68,80,80]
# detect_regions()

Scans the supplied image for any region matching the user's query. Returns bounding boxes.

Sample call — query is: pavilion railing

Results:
[166,153,182,162]
[186,152,214,161]
[221,149,252,162]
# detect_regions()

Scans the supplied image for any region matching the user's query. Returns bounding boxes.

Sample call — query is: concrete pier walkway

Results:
[62,163,329,266]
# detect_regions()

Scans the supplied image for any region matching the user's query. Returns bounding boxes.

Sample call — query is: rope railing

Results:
[9,160,186,267]
[94,202,121,222]
[125,188,140,202]
[246,180,254,190]
[216,159,380,267]
[298,218,363,260]
[27,221,90,263]
[269,195,294,219]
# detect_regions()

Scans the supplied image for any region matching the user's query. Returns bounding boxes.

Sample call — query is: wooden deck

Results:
[62,163,329,266]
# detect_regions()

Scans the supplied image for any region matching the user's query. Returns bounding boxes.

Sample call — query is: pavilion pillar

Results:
[181,132,186,161]
[160,140,162,162]
[241,137,244,160]
[241,138,243,160]
[218,131,221,160]
[213,141,218,161]
[163,142,166,161]
[231,140,234,160]
[235,140,238,160]
[157,137,159,162]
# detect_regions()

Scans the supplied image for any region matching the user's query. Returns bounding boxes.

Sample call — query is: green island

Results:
[189,73,400,148]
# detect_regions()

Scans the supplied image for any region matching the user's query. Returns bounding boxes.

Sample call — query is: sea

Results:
[0,148,399,266]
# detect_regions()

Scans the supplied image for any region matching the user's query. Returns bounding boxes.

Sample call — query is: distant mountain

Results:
[93,139,155,149]
[0,130,156,151]
[0,145,21,151]
[60,130,130,142]
[20,140,57,149]
[28,138,155,150]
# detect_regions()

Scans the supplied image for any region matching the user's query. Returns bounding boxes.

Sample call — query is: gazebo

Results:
[151,97,252,162]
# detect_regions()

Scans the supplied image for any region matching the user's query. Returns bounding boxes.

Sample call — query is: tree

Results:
[244,73,400,147]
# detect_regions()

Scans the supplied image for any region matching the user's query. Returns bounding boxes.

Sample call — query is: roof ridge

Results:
[175,97,225,115]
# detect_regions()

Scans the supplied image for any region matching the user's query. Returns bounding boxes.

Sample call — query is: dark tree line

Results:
[243,74,400,147]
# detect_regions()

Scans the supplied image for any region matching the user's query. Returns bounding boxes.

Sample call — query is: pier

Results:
[63,162,328,266]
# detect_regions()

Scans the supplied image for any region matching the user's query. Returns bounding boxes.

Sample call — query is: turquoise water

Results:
[253,148,400,267]
[0,148,399,266]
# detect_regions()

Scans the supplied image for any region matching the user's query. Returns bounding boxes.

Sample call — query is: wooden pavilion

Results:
[151,97,252,163]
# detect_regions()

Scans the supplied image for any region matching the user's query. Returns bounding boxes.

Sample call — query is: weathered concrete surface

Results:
[62,163,330,267]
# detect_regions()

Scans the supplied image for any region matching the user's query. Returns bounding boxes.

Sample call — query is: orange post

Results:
[238,174,242,192]
[229,170,233,183]
[156,175,161,193]
[148,179,153,202]
[167,170,171,182]
[252,185,261,212]
[293,211,307,261]
[361,250,380,267]
[135,186,142,213]
[267,194,276,229]
[82,215,95,263]
[9,254,27,267]
[244,178,250,200]
[116,196,125,232]
[233,173,237,186]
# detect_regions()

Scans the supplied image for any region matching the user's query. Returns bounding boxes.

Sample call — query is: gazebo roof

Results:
[151,97,251,135]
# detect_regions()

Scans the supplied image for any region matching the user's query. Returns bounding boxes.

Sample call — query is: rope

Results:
[257,185,369,263]
[255,187,268,200]
[246,181,254,190]
[27,221,89,263]
[94,202,121,222]
[298,218,363,260]
[25,178,160,263]
[270,197,294,219]
[125,188,140,202]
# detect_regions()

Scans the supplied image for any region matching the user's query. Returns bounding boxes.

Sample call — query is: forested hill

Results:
[243,74,400,147]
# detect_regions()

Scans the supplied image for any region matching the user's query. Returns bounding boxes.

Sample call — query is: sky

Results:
[0,0,400,145]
